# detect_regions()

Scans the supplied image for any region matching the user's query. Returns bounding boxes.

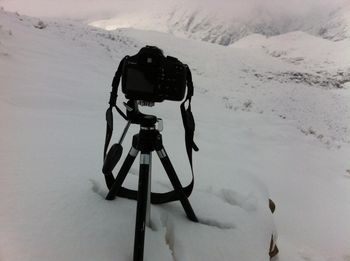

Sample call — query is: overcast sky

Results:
[0,0,348,20]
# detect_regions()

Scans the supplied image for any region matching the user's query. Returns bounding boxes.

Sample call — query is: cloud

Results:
[0,0,138,19]
[1,0,348,20]
[191,0,349,19]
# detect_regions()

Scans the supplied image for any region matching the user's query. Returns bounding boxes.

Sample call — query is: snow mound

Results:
[229,33,268,48]
[261,31,350,68]
[231,31,350,88]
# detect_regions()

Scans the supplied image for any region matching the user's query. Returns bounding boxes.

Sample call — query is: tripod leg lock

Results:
[130,147,139,157]
[157,149,167,159]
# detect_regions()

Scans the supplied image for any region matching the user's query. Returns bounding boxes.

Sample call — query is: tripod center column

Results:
[140,153,152,227]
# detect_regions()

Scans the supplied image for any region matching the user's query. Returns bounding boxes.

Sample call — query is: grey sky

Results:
[0,0,348,20]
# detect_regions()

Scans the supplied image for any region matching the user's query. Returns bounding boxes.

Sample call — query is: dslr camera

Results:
[121,46,188,103]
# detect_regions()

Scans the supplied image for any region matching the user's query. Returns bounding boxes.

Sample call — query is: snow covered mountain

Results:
[319,5,350,41]
[1,6,350,261]
[90,0,350,45]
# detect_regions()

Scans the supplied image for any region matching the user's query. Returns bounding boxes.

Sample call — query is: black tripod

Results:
[104,104,198,261]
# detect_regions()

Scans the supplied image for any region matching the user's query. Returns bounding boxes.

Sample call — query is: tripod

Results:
[104,110,198,261]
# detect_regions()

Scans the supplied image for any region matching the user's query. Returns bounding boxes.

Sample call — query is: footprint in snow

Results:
[219,188,258,212]
[89,179,108,198]
[197,216,236,230]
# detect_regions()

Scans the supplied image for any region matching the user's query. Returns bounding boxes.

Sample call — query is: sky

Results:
[0,0,348,21]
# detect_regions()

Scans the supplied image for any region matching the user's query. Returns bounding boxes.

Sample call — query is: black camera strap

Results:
[179,66,199,197]
[103,57,198,203]
[103,57,126,158]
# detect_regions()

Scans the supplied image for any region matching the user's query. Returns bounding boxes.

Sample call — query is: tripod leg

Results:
[133,152,151,261]
[156,148,198,222]
[106,147,139,200]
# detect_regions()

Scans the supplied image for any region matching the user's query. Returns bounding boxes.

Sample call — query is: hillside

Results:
[1,8,350,261]
[90,0,350,45]
[319,6,350,41]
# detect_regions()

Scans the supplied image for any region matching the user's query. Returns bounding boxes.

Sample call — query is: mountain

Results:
[319,5,350,41]
[90,0,350,45]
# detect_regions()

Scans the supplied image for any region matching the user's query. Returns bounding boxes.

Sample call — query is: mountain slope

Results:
[89,0,350,45]
[319,5,350,41]
[1,8,350,261]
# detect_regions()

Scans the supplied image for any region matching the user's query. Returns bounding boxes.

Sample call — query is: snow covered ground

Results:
[1,8,350,261]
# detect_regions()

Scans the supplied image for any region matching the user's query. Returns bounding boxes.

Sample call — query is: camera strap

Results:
[179,66,199,197]
[103,57,127,159]
[103,57,198,203]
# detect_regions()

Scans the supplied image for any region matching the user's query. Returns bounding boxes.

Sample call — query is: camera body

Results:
[121,46,187,103]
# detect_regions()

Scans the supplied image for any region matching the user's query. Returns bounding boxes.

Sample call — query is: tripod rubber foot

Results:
[103,173,116,191]
[105,193,116,201]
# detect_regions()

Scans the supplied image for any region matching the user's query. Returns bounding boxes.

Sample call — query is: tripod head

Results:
[124,99,158,127]
[103,99,163,177]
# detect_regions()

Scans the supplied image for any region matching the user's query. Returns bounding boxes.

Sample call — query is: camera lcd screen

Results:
[126,68,154,93]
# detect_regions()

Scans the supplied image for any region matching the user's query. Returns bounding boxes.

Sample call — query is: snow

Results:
[320,4,350,41]
[88,0,350,45]
[1,8,350,261]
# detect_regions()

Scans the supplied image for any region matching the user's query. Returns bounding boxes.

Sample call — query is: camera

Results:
[121,46,187,103]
